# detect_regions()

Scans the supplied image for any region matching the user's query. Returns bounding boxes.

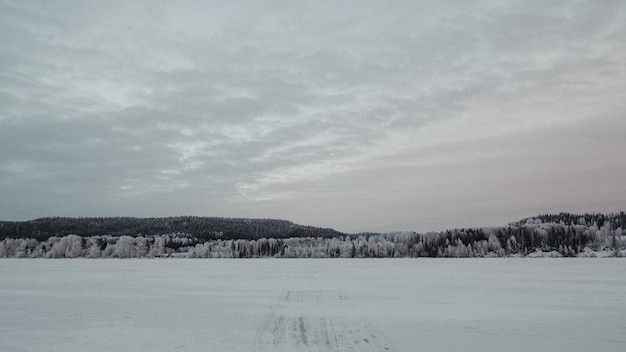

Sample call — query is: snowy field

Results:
[1,259,625,352]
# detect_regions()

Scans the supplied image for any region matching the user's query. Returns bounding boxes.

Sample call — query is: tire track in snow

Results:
[249,290,399,352]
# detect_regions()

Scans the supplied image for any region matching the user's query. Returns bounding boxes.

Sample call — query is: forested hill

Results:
[510,212,625,230]
[0,216,346,241]
[1,212,625,258]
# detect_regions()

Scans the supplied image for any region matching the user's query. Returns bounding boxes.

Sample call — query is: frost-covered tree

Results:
[46,235,83,258]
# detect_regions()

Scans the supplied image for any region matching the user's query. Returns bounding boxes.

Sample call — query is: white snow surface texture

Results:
[1,259,624,352]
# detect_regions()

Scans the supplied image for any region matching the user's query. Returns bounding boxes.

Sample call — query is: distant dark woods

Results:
[0,213,624,258]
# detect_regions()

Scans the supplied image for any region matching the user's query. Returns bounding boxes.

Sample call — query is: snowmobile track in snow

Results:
[250,290,398,352]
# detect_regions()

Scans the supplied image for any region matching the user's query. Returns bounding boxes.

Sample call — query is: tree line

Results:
[0,216,344,241]
[0,212,624,258]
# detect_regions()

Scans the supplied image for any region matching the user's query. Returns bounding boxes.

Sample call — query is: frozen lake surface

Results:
[1,259,625,352]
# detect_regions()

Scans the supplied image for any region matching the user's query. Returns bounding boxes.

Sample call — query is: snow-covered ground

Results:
[1,259,625,352]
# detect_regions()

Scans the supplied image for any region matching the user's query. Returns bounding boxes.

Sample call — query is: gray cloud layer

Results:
[1,0,625,232]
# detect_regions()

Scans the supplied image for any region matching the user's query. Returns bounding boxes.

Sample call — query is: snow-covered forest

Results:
[0,213,624,258]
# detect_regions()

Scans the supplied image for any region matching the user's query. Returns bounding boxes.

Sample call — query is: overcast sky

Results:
[1,0,625,233]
